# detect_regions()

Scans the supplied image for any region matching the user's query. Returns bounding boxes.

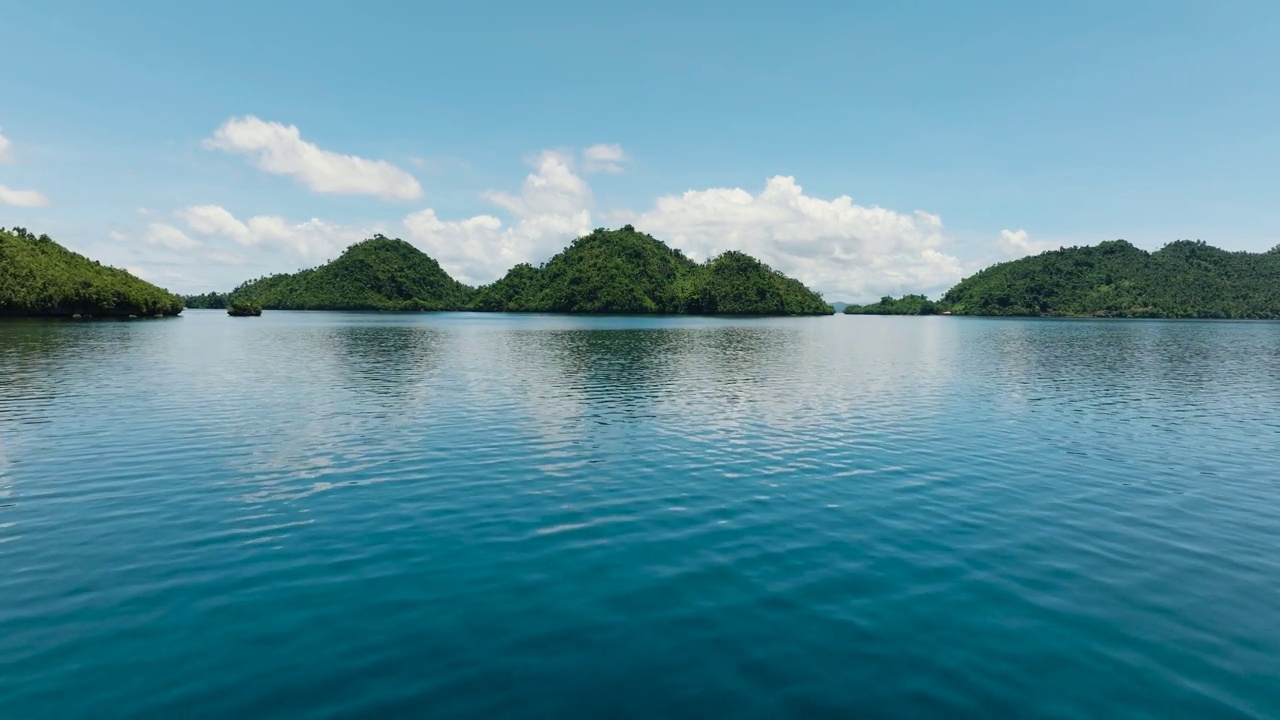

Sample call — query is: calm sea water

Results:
[1,311,1278,718]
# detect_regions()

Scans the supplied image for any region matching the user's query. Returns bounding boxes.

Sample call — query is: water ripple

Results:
[0,313,1278,718]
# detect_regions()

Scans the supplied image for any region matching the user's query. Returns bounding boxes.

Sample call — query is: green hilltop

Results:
[211,235,473,311]
[190,226,833,316]
[474,227,832,315]
[844,239,1280,319]
[0,227,184,317]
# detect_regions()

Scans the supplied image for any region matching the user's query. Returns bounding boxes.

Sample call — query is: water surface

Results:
[1,312,1277,718]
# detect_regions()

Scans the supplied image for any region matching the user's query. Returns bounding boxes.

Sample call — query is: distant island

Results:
[846,240,1280,319]
[843,294,940,316]
[1,227,184,318]
[189,226,834,316]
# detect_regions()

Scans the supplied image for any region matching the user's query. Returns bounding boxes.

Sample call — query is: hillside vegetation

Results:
[0,227,184,317]
[189,227,830,315]
[849,240,1280,319]
[472,227,832,315]
[226,236,473,311]
[943,240,1280,318]
[843,294,939,315]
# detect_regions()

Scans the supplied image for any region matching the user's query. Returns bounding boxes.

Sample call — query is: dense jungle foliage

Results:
[184,292,228,309]
[942,240,1280,318]
[843,294,940,315]
[227,236,473,311]
[471,227,832,315]
[0,227,184,317]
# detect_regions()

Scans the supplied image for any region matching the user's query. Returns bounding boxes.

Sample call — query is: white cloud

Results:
[205,116,422,201]
[0,128,51,206]
[177,204,374,261]
[404,151,593,284]
[582,144,629,174]
[103,145,989,300]
[0,185,50,207]
[997,228,1059,258]
[408,161,967,299]
[144,223,200,250]
[622,176,963,301]
[125,266,203,289]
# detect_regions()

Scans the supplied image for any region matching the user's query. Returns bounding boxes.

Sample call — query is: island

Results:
[226,300,262,317]
[214,235,473,311]
[1,226,184,318]
[471,226,832,314]
[205,226,834,316]
[846,239,1280,319]
[843,294,940,316]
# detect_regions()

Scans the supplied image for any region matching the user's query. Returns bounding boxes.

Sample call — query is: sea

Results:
[1,311,1277,718]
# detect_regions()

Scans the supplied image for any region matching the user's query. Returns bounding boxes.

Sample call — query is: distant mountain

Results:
[227,235,473,311]
[472,226,832,315]
[183,291,227,309]
[856,239,1280,318]
[0,227,183,317]
[829,302,849,313]
[843,295,938,315]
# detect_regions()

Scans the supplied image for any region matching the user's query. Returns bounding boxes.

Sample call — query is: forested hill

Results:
[843,294,939,315]
[943,240,1280,318]
[224,236,474,311]
[846,240,1280,318]
[472,226,832,315]
[0,227,184,317]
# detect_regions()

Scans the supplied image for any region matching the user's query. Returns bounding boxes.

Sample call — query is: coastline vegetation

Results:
[847,240,1280,319]
[843,294,939,315]
[226,300,262,317]
[1,227,184,317]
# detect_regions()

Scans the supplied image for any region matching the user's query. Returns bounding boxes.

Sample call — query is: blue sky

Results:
[2,0,1278,300]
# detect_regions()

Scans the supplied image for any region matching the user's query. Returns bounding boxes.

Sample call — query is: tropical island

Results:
[226,300,262,317]
[845,239,1280,319]
[1,227,184,318]
[189,226,834,316]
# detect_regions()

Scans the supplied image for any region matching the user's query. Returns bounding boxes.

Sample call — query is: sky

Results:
[2,0,1278,302]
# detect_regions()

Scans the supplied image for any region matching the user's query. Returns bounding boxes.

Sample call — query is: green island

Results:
[1,227,184,318]
[846,240,1280,319]
[226,300,262,317]
[202,235,473,311]
[844,294,940,316]
[189,226,834,316]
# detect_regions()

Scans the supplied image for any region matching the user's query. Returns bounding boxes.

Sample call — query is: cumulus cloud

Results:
[205,116,422,201]
[0,127,12,163]
[0,185,50,207]
[621,176,963,301]
[582,144,629,173]
[407,163,966,298]
[403,151,593,284]
[997,228,1059,258]
[115,144,987,300]
[175,204,374,261]
[144,223,200,250]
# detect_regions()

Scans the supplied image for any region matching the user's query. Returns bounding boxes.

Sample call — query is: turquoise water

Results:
[1,311,1278,718]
